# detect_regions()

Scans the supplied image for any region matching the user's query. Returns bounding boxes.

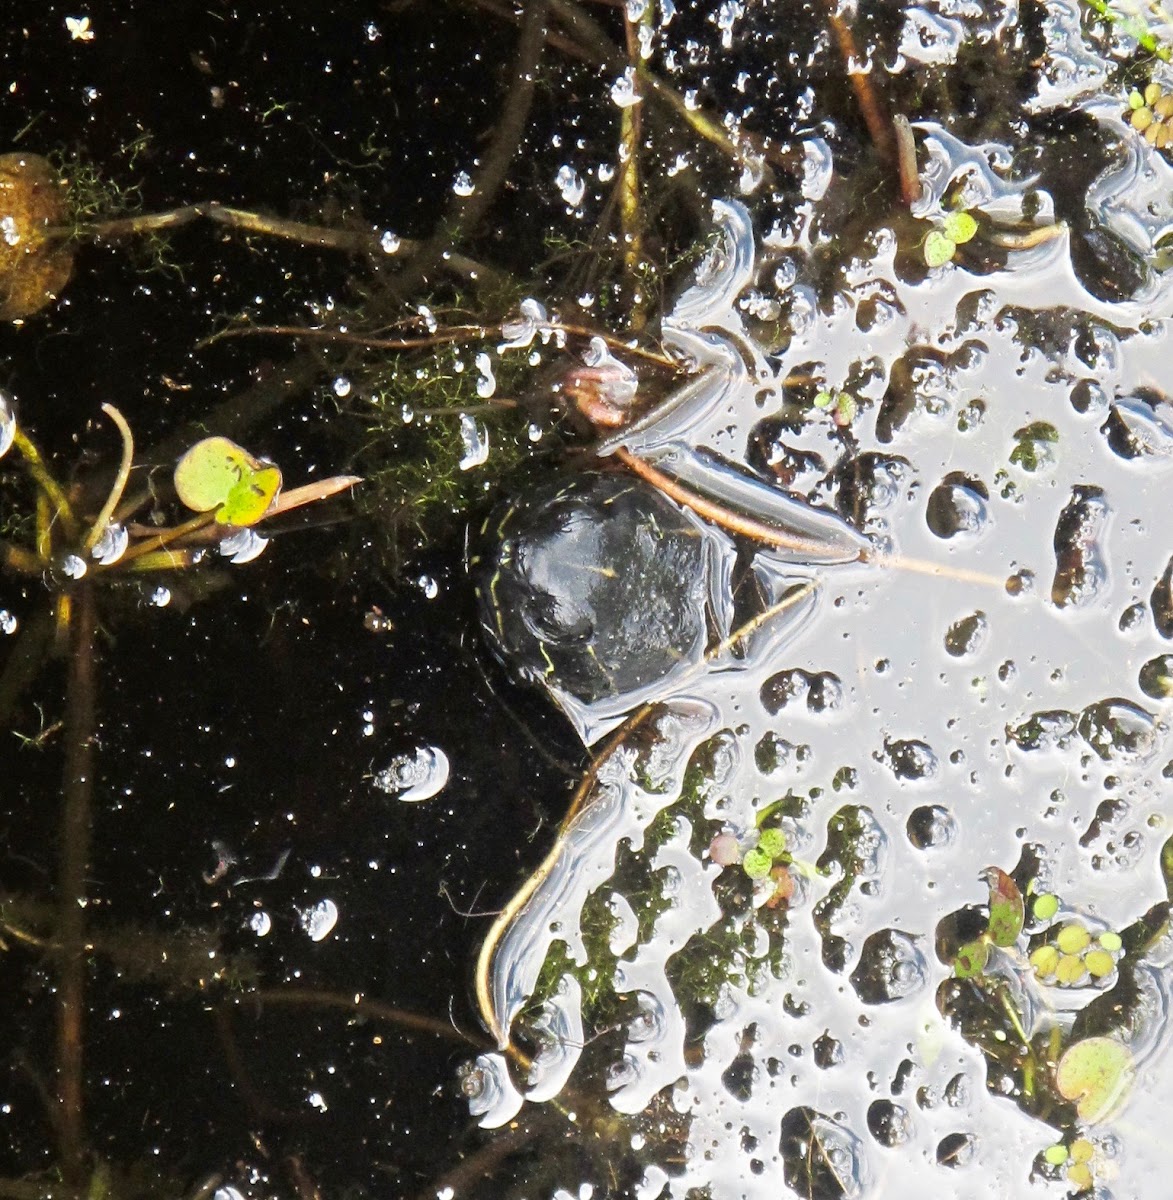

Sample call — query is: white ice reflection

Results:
[462,1052,524,1128]
[373,744,450,803]
[90,522,128,565]
[610,66,641,108]
[555,164,585,208]
[469,99,1173,1193]
[297,897,338,942]
[219,527,269,564]
[484,701,718,1050]
[458,412,489,470]
[0,390,15,459]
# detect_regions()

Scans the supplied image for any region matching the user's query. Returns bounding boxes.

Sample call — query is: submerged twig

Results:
[615,447,1006,587]
[983,221,1068,250]
[892,114,922,207]
[375,0,550,307]
[245,987,486,1048]
[55,582,97,1188]
[618,5,649,331]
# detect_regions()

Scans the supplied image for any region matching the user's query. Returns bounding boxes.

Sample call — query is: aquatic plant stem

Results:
[616,448,1006,587]
[10,427,78,541]
[199,318,679,368]
[615,447,855,559]
[820,0,897,173]
[55,582,97,1188]
[114,510,216,567]
[0,540,42,576]
[618,7,649,332]
[545,0,785,172]
[475,703,655,1049]
[373,0,550,309]
[81,404,133,555]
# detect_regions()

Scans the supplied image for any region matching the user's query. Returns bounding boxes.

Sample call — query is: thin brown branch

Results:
[615,446,863,559]
[246,987,487,1047]
[820,0,897,170]
[892,114,922,207]
[618,5,649,331]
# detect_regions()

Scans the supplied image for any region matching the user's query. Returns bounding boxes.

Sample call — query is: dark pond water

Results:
[1,2,1172,1198]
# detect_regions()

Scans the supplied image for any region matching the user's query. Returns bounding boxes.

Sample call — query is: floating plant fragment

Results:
[923,210,977,267]
[983,867,1024,948]
[0,153,74,321]
[1009,421,1059,473]
[174,436,281,526]
[953,939,989,979]
[1055,1036,1134,1123]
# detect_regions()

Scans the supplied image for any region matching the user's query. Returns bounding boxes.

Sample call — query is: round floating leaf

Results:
[1043,1143,1068,1166]
[758,827,787,859]
[1070,1138,1094,1164]
[954,939,989,979]
[1098,930,1122,953]
[983,867,1024,947]
[1084,949,1116,978]
[1030,944,1060,979]
[742,846,773,880]
[943,210,978,245]
[1055,954,1086,985]
[924,230,956,268]
[174,436,282,527]
[1033,892,1059,922]
[1055,922,1090,955]
[1066,1162,1093,1191]
[0,154,75,321]
[1055,1036,1134,1123]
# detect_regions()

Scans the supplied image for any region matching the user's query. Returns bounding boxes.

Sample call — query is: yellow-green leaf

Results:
[954,939,988,979]
[174,436,282,527]
[924,230,956,267]
[1055,1036,1134,1123]
[943,210,978,245]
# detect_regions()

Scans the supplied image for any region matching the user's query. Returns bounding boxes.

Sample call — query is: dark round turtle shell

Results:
[476,473,710,705]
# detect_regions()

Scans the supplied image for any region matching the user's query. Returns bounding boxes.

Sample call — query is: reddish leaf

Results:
[983,867,1024,948]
